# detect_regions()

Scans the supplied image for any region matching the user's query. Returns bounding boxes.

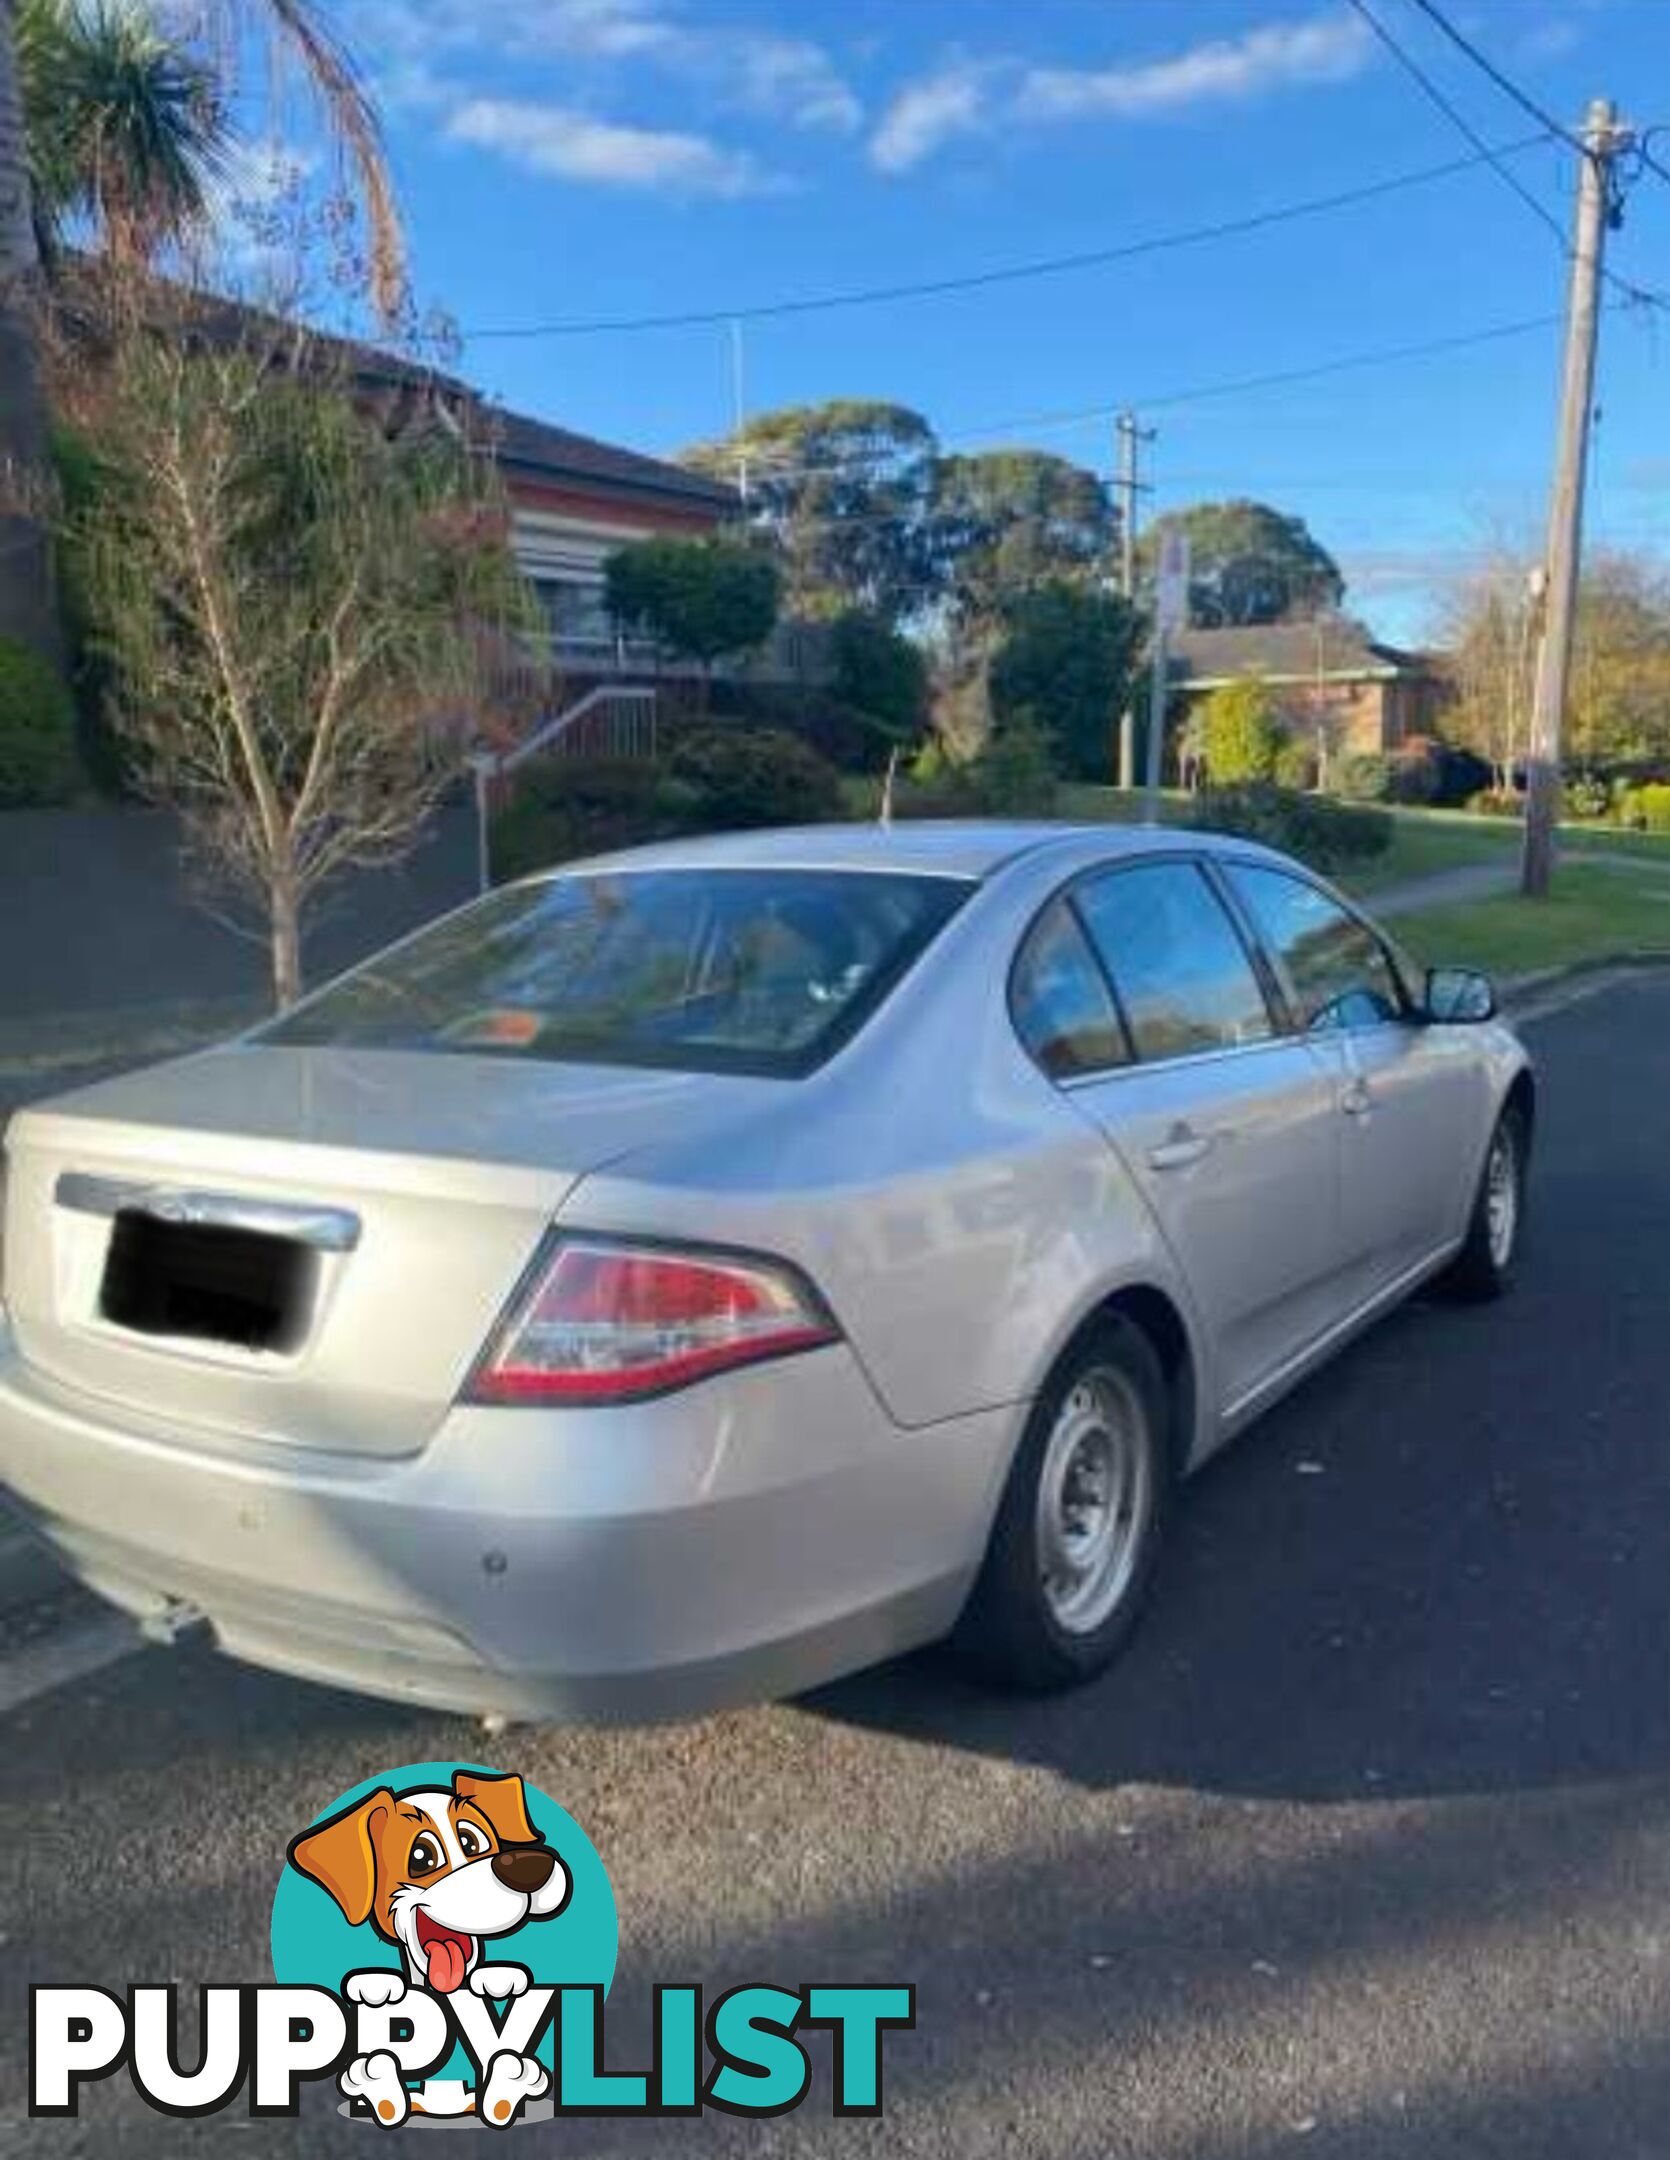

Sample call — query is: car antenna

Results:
[878,745,899,829]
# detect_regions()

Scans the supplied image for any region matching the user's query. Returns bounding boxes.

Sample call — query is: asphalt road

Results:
[3,974,1670,2157]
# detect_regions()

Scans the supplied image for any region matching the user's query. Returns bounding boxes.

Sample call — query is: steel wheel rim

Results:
[1036,1367,1152,1636]
[1485,1125,1518,1269]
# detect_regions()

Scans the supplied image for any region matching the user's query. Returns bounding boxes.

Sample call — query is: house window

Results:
[532,577,614,648]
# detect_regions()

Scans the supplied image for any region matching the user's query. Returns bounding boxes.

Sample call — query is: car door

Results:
[1045,857,1346,1416]
[1220,859,1481,1306]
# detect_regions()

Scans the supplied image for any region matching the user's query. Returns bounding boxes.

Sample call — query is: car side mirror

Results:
[1423,966,1496,1024]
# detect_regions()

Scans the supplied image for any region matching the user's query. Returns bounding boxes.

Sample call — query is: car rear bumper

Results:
[0,1324,1017,1720]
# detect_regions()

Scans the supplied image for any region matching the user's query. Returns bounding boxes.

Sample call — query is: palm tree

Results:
[0,0,57,657]
[0,0,405,660]
[22,0,234,267]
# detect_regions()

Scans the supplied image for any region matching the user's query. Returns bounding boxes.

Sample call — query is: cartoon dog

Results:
[289,1769,571,2128]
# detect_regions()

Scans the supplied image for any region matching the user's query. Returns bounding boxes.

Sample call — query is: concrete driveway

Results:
[2,975,1668,2156]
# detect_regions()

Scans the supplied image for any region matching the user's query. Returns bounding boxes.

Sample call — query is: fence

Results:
[0,805,477,1021]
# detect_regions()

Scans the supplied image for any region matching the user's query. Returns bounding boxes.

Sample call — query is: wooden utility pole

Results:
[1521,97,1625,897]
[1114,412,1154,788]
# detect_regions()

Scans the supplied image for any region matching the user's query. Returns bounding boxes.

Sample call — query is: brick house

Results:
[489,407,737,666]
[1170,621,1451,759]
[59,268,749,686]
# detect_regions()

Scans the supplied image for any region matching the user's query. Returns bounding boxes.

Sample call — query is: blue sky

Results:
[311,0,1668,642]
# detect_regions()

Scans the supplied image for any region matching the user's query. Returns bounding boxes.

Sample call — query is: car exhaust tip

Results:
[136,1598,212,1650]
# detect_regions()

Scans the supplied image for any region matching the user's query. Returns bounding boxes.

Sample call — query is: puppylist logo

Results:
[28,1759,914,2129]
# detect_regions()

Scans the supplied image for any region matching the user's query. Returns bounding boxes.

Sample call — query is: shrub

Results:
[1431,743,1493,807]
[1563,771,1611,821]
[491,757,685,878]
[1199,677,1281,784]
[1190,782,1391,872]
[1619,781,1670,833]
[1333,751,1392,803]
[970,715,1059,815]
[704,682,880,771]
[1466,786,1523,819]
[830,611,928,746]
[668,725,844,830]
[1387,743,1442,806]
[1273,738,1317,791]
[891,715,1060,820]
[0,637,82,807]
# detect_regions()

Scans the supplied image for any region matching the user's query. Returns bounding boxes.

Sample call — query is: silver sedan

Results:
[0,822,1532,1720]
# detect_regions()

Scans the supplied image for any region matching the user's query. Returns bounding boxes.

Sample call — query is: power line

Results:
[461,135,1552,342]
[1401,0,1590,157]
[1347,0,1670,318]
[955,311,1569,439]
[708,310,1568,497]
[1635,127,1670,190]
[1344,0,1568,249]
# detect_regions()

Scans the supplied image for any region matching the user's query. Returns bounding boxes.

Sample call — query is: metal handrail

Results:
[468,682,659,892]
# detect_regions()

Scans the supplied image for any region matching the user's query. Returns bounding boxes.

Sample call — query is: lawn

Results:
[1394,862,1670,981]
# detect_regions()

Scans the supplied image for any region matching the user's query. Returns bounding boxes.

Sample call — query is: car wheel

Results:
[954,1316,1172,1694]
[1440,1103,1527,1303]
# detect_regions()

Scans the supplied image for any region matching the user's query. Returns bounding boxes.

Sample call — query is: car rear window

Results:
[260,867,973,1078]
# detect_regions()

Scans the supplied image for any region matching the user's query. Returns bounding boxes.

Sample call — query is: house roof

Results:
[55,262,736,518]
[488,407,737,512]
[1170,621,1431,687]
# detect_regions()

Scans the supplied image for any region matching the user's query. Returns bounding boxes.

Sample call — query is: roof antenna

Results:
[878,745,899,829]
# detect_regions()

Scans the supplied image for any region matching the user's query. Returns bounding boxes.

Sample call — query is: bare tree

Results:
[65,310,529,1005]
[1436,551,1541,790]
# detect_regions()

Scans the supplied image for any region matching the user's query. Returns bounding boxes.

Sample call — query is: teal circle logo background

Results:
[271,1760,617,2081]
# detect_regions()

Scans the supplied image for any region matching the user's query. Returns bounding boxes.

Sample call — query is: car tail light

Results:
[466,1236,840,1405]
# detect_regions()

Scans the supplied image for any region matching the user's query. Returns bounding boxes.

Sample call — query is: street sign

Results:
[1155,529,1191,632]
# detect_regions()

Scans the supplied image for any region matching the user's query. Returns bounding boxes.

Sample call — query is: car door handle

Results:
[1341,1078,1373,1118]
[1147,1126,1214,1172]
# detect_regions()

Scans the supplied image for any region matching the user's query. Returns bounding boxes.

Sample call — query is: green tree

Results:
[1143,500,1344,626]
[830,607,927,744]
[927,449,1114,633]
[988,581,1144,782]
[68,319,526,1006]
[605,534,780,704]
[1199,676,1283,783]
[20,0,232,266]
[0,627,79,798]
[681,399,936,623]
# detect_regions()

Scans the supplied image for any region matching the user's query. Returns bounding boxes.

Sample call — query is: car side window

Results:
[1010,898,1130,1079]
[1074,861,1274,1062]
[1227,863,1406,1033]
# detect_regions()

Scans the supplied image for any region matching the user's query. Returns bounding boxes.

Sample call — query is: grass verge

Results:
[1394,862,1670,979]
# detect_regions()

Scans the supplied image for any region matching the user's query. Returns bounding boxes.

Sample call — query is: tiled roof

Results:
[55,261,735,516]
[488,407,736,511]
[1170,621,1430,684]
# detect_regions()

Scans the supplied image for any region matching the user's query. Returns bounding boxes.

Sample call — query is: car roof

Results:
[537,819,1283,884]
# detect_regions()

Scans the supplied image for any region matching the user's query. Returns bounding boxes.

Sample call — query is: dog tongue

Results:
[425,1934,469,1994]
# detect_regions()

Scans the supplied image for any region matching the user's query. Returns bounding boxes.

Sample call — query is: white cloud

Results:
[444,98,771,196]
[721,35,862,134]
[870,11,1373,176]
[869,62,993,174]
[351,0,859,133]
[1016,11,1372,121]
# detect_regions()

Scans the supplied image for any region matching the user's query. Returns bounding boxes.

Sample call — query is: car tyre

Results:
[954,1315,1172,1694]
[1440,1103,1527,1303]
